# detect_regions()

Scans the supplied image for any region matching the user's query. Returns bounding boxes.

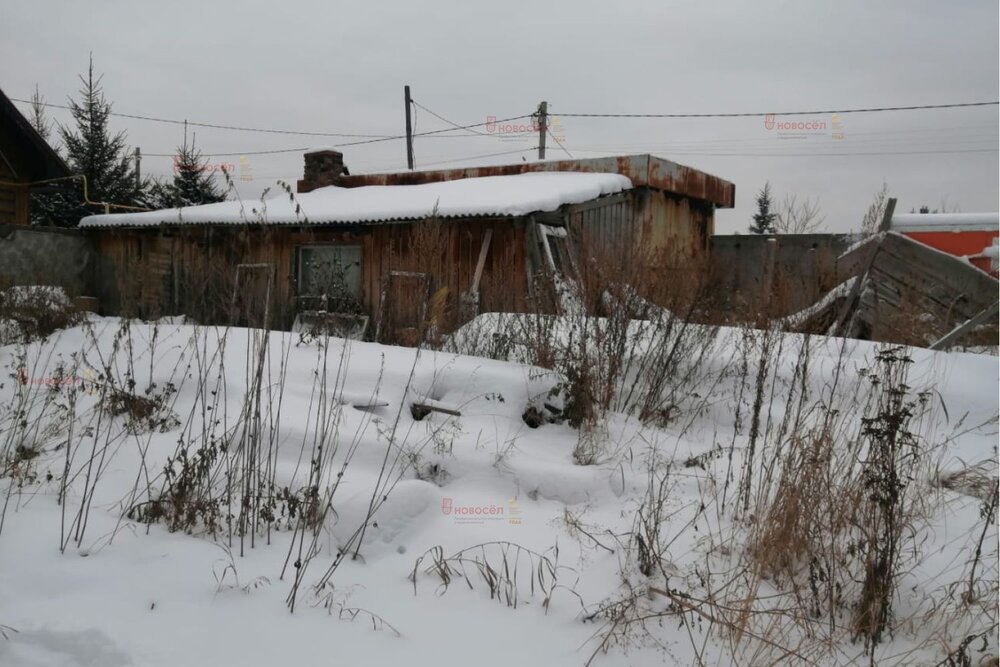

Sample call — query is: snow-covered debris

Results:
[79,172,633,228]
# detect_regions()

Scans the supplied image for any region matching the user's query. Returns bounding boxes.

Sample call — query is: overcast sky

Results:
[2,0,997,232]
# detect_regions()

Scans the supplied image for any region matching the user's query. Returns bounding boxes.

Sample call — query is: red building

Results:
[891,212,999,277]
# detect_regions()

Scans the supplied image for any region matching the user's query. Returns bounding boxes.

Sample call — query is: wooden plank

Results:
[833,198,896,335]
[929,301,1000,350]
[868,260,986,321]
[878,232,998,301]
[411,401,462,420]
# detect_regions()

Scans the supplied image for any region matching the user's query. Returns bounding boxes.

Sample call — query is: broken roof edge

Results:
[306,153,736,208]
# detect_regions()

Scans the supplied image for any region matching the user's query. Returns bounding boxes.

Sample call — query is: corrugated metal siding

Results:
[563,187,710,268]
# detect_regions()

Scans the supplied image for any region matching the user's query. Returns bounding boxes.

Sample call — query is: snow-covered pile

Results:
[80,172,633,228]
[0,317,996,666]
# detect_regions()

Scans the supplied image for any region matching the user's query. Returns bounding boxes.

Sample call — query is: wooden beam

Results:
[832,198,896,336]
[470,228,493,294]
[929,301,1000,350]
[411,402,462,420]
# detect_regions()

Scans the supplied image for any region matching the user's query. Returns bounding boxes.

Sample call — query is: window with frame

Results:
[297,245,363,313]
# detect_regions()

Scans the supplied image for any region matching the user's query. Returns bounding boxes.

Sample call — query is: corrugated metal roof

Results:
[80,172,632,229]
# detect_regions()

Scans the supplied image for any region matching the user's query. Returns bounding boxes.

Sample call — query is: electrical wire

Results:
[411,100,491,136]
[10,97,395,138]
[556,147,998,157]
[143,147,311,157]
[314,114,534,148]
[367,147,539,173]
[13,95,532,149]
[558,134,999,154]
[552,101,999,118]
[141,125,995,159]
[546,126,572,158]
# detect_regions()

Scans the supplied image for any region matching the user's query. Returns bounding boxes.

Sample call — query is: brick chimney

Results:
[298,150,349,192]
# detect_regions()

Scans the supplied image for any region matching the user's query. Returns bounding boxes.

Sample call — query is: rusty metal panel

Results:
[322,154,735,208]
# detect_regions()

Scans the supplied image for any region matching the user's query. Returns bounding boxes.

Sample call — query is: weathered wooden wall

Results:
[90,185,718,338]
[92,218,532,332]
[0,161,28,226]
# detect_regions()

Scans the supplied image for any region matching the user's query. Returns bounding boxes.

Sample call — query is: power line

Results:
[560,147,998,157]
[144,126,995,159]
[144,147,311,157]
[552,101,999,118]
[324,114,534,148]
[565,128,999,150]
[419,147,539,167]
[138,128,995,160]
[16,93,532,153]
[368,147,539,173]
[561,135,998,153]
[10,97,395,138]
[411,100,490,136]
[546,127,572,158]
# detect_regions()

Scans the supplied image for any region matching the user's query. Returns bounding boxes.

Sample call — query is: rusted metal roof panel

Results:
[304,154,735,208]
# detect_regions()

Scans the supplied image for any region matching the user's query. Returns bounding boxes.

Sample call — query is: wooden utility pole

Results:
[134,147,141,190]
[537,101,548,160]
[404,85,414,170]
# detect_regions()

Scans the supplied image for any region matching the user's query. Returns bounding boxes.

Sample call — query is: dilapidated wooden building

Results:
[82,152,734,341]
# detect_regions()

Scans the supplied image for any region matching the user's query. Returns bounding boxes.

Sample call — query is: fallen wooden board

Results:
[930,301,1000,350]
[411,400,462,420]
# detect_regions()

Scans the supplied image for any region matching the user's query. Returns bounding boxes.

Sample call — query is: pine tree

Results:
[147,132,226,209]
[27,86,61,226]
[28,85,51,141]
[749,182,777,234]
[34,56,143,226]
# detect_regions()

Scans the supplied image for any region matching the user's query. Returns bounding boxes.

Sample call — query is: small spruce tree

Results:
[749,182,777,234]
[27,86,62,226]
[148,134,226,209]
[28,85,51,141]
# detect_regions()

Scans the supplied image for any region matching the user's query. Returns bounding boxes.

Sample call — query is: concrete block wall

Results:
[0,224,96,298]
[709,233,856,315]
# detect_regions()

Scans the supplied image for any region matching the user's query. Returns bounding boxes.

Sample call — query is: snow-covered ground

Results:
[0,317,996,666]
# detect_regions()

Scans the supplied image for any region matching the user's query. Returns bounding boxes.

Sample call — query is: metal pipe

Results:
[0,174,151,213]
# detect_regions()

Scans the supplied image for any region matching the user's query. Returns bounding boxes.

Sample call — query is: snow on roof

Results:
[891,212,999,233]
[79,172,633,228]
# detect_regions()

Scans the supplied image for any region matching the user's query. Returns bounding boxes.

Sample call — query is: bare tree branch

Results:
[774,194,826,234]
